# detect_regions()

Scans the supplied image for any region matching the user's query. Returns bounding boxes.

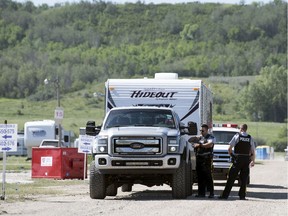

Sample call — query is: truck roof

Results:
[39,139,65,148]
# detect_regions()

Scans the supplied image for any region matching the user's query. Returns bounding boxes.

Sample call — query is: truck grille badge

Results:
[130,142,145,149]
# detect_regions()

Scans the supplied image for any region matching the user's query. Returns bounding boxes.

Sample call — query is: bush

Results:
[254,137,266,147]
[270,138,287,152]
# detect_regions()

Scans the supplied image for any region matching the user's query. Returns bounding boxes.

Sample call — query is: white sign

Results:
[0,124,17,152]
[54,107,64,119]
[78,135,93,154]
[41,156,53,166]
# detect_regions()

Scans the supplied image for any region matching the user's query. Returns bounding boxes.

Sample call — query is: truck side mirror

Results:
[64,135,69,142]
[86,121,97,136]
[188,121,197,135]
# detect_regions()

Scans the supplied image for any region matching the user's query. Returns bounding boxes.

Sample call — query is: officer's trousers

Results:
[222,156,250,198]
[196,156,214,196]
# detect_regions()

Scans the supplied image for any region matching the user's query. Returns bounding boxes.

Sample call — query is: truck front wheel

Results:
[172,158,187,199]
[90,161,106,199]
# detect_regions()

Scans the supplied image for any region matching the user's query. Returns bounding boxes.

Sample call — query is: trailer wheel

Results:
[172,158,187,199]
[90,161,106,199]
[121,184,132,192]
[106,183,118,196]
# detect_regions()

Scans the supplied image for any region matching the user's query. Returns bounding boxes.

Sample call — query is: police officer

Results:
[192,124,215,198]
[219,124,255,200]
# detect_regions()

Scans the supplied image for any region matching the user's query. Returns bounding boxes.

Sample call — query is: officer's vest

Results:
[234,134,251,155]
[197,134,214,156]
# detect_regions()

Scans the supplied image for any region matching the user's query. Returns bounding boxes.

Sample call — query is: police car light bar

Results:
[213,123,238,128]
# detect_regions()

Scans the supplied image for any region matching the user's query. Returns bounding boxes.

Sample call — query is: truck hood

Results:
[101,127,179,137]
[214,144,229,151]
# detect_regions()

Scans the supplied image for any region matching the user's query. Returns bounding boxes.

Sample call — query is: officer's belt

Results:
[234,153,250,157]
[197,152,212,156]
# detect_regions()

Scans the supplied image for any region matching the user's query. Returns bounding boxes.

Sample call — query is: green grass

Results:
[0,156,89,201]
[0,79,286,145]
[213,120,285,145]
[0,92,105,137]
[1,156,31,171]
[4,178,86,202]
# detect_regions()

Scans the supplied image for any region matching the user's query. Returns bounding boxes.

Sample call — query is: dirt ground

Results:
[0,157,287,216]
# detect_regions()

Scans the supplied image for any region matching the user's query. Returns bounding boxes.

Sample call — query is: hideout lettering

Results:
[131,90,177,98]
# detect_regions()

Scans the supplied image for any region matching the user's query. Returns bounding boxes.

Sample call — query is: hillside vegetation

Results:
[0,0,286,93]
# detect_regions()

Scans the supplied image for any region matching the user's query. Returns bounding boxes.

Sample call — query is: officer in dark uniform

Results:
[219,124,255,200]
[191,124,215,198]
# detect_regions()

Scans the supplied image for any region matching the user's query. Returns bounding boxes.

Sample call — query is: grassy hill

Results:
[0,77,285,147]
[0,81,105,135]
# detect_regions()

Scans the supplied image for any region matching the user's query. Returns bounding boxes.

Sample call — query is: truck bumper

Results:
[213,162,231,180]
[213,162,231,169]
[94,154,181,174]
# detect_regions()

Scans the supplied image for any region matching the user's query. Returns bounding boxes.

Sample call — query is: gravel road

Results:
[1,159,287,216]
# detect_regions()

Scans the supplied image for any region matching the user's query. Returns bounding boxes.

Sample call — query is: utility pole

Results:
[44,76,63,147]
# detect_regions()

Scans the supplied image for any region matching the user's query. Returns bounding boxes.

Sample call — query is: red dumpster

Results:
[32,147,87,179]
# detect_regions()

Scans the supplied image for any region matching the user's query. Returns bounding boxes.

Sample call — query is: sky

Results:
[15,0,274,6]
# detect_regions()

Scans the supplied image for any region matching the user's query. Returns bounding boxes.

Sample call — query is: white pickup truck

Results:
[39,139,66,148]
[212,123,250,185]
[86,106,198,199]
[212,124,239,180]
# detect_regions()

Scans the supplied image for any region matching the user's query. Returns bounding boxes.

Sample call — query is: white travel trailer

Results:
[105,73,213,131]
[24,120,72,159]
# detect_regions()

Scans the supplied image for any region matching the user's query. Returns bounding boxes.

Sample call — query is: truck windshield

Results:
[104,109,176,129]
[213,131,237,144]
[41,141,59,147]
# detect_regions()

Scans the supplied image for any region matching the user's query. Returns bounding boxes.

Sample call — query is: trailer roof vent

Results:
[154,73,178,80]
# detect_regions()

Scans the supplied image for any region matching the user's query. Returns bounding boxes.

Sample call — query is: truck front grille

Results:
[112,160,163,166]
[213,151,231,162]
[112,136,162,156]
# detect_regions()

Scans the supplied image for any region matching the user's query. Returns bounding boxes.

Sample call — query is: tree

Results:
[240,66,287,122]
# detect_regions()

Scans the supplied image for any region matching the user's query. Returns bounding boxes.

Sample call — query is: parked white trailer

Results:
[105,73,213,131]
[24,120,72,159]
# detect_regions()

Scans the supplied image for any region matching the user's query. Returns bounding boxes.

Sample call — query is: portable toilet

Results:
[256,146,273,160]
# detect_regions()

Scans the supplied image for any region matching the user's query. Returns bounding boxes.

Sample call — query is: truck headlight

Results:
[168,137,179,153]
[94,136,108,154]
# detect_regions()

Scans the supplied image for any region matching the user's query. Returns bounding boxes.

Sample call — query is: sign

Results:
[0,124,17,152]
[78,135,93,154]
[41,156,53,166]
[54,107,64,124]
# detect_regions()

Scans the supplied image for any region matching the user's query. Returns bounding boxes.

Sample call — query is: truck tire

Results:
[172,158,187,199]
[90,161,106,199]
[186,159,193,197]
[106,183,118,196]
[121,184,132,192]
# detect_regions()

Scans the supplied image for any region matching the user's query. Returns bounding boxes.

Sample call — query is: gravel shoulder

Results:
[0,159,287,216]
